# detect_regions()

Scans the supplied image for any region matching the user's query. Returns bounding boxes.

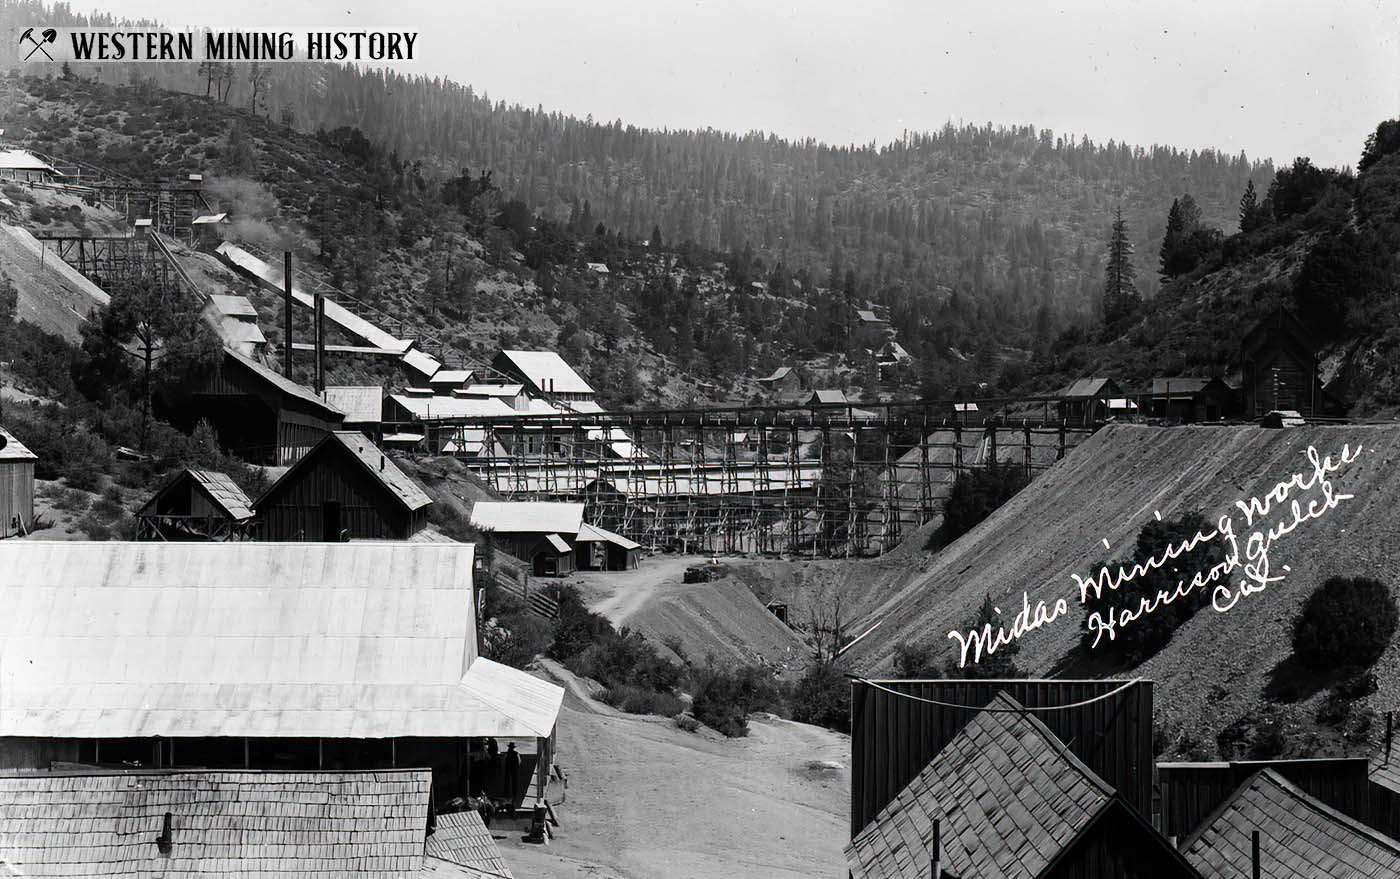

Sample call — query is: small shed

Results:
[135,469,254,541]
[1147,377,1236,422]
[575,523,642,571]
[1056,377,1123,424]
[254,431,432,541]
[191,212,231,250]
[808,389,850,406]
[470,501,583,577]
[756,366,800,394]
[0,427,37,539]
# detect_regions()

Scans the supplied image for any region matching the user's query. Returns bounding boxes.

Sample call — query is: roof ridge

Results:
[984,691,1118,799]
[1257,767,1400,855]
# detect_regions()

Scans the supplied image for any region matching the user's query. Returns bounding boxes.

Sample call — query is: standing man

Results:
[504,742,521,807]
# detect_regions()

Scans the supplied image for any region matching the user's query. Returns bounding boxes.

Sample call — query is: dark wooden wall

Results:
[849,680,1154,837]
[1048,803,1201,879]
[1158,759,1371,840]
[256,444,422,541]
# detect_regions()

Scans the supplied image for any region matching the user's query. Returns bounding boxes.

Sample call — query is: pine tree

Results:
[1102,207,1139,324]
[1159,198,1183,279]
[1238,179,1269,233]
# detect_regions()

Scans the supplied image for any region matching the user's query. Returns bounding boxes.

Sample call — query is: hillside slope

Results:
[845,423,1400,753]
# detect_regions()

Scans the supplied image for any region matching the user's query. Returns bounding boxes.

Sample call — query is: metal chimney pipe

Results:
[283,252,293,377]
[1252,830,1261,879]
[930,818,941,879]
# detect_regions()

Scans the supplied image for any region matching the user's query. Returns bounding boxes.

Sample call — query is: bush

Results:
[1292,576,1397,670]
[789,662,851,733]
[480,613,554,670]
[939,462,1028,542]
[548,585,614,660]
[689,661,782,738]
[566,629,683,694]
[600,684,684,717]
[892,641,940,678]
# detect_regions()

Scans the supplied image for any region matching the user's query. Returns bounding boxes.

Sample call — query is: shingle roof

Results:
[324,385,385,425]
[470,502,584,535]
[844,692,1115,879]
[0,426,38,462]
[1183,769,1400,879]
[0,769,431,878]
[1371,760,1400,794]
[187,469,255,520]
[495,350,594,395]
[427,809,515,878]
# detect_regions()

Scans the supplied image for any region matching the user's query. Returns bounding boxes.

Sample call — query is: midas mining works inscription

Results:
[948,443,1364,668]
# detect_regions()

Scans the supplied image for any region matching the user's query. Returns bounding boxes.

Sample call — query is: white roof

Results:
[208,293,258,318]
[542,533,572,554]
[323,386,384,424]
[430,369,475,386]
[0,542,560,739]
[191,212,229,225]
[585,262,610,274]
[497,350,594,395]
[1107,398,1140,410]
[0,149,56,173]
[576,523,641,551]
[461,384,525,398]
[0,427,37,462]
[390,394,517,420]
[470,502,584,535]
[568,400,605,414]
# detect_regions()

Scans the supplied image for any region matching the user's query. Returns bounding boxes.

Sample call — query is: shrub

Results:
[939,462,1028,542]
[566,629,683,694]
[1292,576,1397,669]
[789,662,851,733]
[892,641,940,678]
[945,593,1023,679]
[480,613,553,670]
[548,585,614,660]
[689,661,782,738]
[600,684,684,717]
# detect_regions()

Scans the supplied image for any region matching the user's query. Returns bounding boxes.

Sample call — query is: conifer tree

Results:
[1102,207,1139,324]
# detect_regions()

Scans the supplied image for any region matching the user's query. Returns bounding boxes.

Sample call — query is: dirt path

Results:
[500,664,850,879]
[585,555,702,624]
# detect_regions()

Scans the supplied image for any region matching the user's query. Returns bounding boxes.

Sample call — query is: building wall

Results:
[0,460,36,539]
[1159,760,1371,840]
[256,448,419,541]
[1244,345,1316,417]
[1047,806,1199,879]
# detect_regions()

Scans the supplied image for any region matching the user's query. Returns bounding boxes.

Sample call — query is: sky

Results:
[76,0,1400,168]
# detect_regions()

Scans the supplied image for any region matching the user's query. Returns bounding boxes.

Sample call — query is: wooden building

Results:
[1145,377,1236,423]
[1158,758,1372,841]
[756,365,800,394]
[135,469,254,541]
[190,211,231,250]
[201,294,266,360]
[0,427,37,539]
[1182,769,1400,878]
[254,431,432,541]
[0,148,61,183]
[0,541,564,814]
[491,350,595,403]
[469,501,583,577]
[182,349,345,465]
[850,679,1154,837]
[1241,310,1325,418]
[323,386,385,439]
[575,523,642,571]
[845,692,1201,879]
[1056,378,1123,425]
[1369,759,1400,841]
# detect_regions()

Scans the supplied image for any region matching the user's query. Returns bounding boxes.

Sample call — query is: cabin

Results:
[181,348,345,465]
[0,148,61,183]
[1146,377,1236,422]
[201,294,266,359]
[1182,769,1400,878]
[875,341,914,381]
[845,692,1201,879]
[190,212,230,250]
[575,523,643,571]
[1241,310,1326,418]
[470,501,583,577]
[0,541,564,815]
[1056,377,1123,424]
[492,350,596,403]
[756,365,800,394]
[253,431,432,541]
[135,468,254,541]
[323,385,385,438]
[0,427,37,539]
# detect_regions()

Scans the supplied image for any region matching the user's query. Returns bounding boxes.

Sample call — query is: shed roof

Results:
[430,369,476,386]
[845,692,1116,879]
[856,309,884,323]
[1183,768,1400,879]
[470,502,584,535]
[1057,377,1118,399]
[191,212,230,225]
[0,541,567,739]
[0,426,38,462]
[0,769,432,878]
[576,522,641,551]
[541,533,572,554]
[460,383,526,398]
[390,393,519,420]
[208,293,258,317]
[495,350,594,395]
[426,809,515,878]
[324,385,385,425]
[0,148,57,173]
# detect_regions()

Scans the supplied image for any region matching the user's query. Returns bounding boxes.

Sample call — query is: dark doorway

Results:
[322,500,342,542]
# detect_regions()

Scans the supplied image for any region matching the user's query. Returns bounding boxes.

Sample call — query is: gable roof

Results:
[0,541,559,739]
[845,692,1119,879]
[324,385,385,424]
[426,809,515,878]
[470,502,584,535]
[1057,377,1119,399]
[1183,768,1400,879]
[260,431,431,513]
[1150,377,1230,397]
[494,350,594,395]
[138,468,255,521]
[809,389,850,405]
[0,426,38,462]
[0,769,431,878]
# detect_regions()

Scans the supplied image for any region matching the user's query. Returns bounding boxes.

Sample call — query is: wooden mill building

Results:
[182,349,345,465]
[469,501,582,576]
[253,431,432,541]
[1240,310,1326,418]
[0,541,564,812]
[1145,377,1236,423]
[135,468,254,541]
[491,350,596,403]
[0,427,37,539]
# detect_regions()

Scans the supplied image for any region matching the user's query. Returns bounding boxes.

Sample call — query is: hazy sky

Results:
[83,0,1399,168]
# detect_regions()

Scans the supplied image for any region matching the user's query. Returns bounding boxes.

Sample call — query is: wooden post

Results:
[930,818,941,879]
[1251,830,1261,879]
[283,252,294,377]
[1387,711,1394,763]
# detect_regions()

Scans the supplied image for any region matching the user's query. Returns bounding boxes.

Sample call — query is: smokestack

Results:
[283,252,293,377]
[1251,830,1261,879]
[380,455,385,472]
[930,818,941,879]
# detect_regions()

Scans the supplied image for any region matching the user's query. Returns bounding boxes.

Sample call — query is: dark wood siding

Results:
[1048,804,1201,879]
[850,680,1153,837]
[1158,759,1372,840]
[256,444,418,541]
[1,460,36,538]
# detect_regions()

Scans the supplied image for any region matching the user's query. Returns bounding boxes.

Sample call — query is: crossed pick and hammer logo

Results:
[19,27,57,61]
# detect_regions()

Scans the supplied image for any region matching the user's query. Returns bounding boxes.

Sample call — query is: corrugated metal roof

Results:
[470,502,584,535]
[1183,769,1400,879]
[0,769,432,877]
[458,657,564,738]
[324,386,385,424]
[327,431,433,511]
[577,523,641,551]
[427,809,515,878]
[844,692,1114,879]
[188,469,255,520]
[391,394,518,420]
[0,426,38,462]
[0,149,57,173]
[496,350,594,395]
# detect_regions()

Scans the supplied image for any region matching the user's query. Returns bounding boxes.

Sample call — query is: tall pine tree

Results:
[1102,207,1140,324]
